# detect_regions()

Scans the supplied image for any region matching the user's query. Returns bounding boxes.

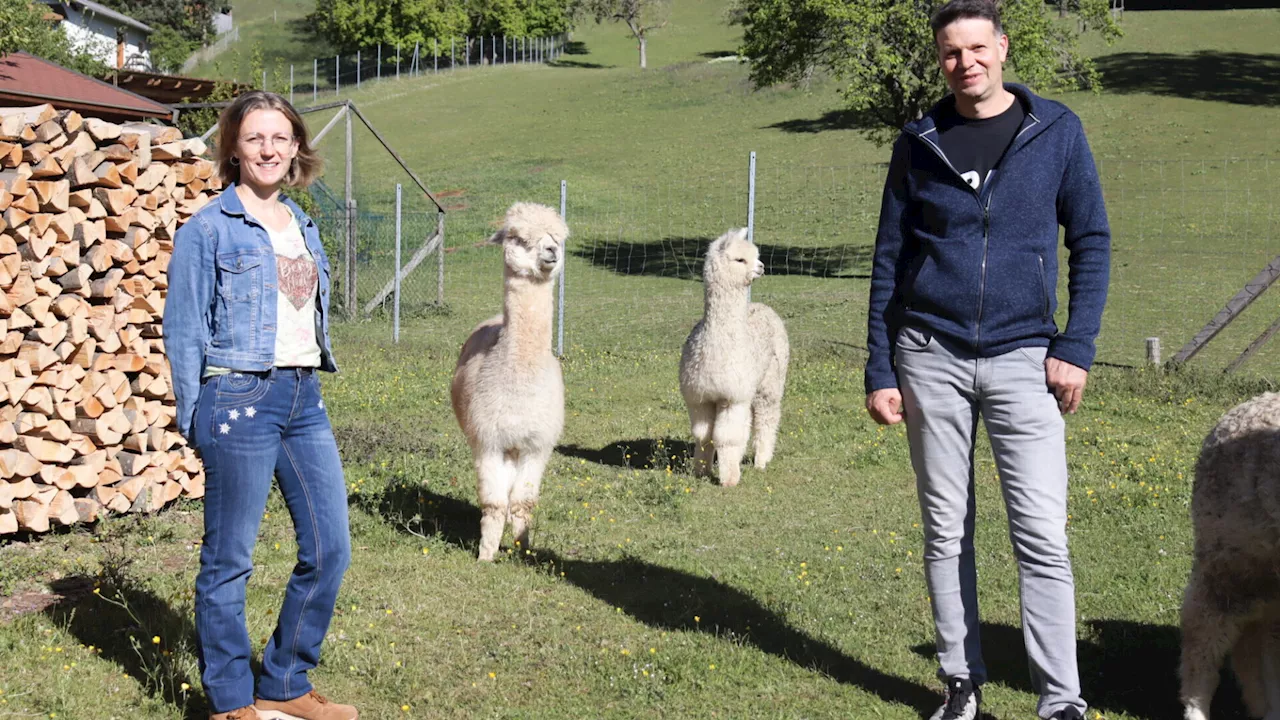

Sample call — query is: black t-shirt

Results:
[936,98,1026,192]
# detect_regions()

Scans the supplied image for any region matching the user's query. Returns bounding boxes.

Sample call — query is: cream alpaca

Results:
[679,228,789,487]
[451,202,568,561]
[1181,392,1280,720]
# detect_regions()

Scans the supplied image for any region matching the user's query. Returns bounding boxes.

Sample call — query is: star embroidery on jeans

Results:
[228,409,240,421]
[317,400,324,409]
[219,423,231,435]
[245,407,257,418]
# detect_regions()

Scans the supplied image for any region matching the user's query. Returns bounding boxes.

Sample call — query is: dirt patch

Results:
[435,188,467,199]
[1,575,93,622]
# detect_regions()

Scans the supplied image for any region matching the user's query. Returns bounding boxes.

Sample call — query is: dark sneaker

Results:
[1050,709,1084,720]
[929,677,981,720]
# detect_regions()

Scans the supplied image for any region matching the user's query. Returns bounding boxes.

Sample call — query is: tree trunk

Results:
[639,35,647,69]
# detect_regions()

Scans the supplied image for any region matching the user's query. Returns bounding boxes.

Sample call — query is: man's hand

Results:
[866,388,905,425]
[1045,357,1088,414]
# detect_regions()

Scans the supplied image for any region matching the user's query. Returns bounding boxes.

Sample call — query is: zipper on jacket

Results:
[1037,254,1050,320]
[908,112,1042,349]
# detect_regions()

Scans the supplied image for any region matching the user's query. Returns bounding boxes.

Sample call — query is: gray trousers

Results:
[895,326,1086,719]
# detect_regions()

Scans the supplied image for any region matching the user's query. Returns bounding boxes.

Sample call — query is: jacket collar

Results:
[217,182,313,227]
[905,83,1065,142]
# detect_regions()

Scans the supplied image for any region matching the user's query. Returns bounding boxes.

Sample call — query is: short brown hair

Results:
[215,90,322,188]
[930,0,1003,37]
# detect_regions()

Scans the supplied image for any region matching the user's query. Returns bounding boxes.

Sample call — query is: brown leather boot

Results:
[255,690,358,720]
[210,707,261,720]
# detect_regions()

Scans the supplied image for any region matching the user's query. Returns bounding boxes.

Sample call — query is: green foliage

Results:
[735,0,1122,143]
[0,0,106,74]
[95,0,216,45]
[148,25,195,74]
[310,0,573,56]
[577,0,669,68]
[176,80,237,138]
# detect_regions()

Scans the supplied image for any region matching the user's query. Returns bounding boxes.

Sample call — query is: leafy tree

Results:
[577,0,668,69]
[175,78,236,137]
[311,0,572,57]
[147,25,193,74]
[0,0,105,74]
[96,0,216,45]
[735,0,1122,143]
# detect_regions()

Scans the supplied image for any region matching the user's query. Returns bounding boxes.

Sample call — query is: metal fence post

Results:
[356,50,361,89]
[289,64,294,105]
[558,179,566,357]
[394,184,402,343]
[747,151,756,301]
[262,69,266,90]
[414,41,420,75]
[397,42,401,79]
[465,36,470,66]
[378,44,381,81]
[436,211,445,306]
[313,58,317,103]
[435,38,438,72]
[502,35,507,64]
[344,105,356,316]
[480,35,484,65]
[335,54,340,95]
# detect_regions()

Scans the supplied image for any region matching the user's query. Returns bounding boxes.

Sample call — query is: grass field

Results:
[3,3,1280,719]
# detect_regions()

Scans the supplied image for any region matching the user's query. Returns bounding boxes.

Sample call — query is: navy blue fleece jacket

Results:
[864,84,1111,394]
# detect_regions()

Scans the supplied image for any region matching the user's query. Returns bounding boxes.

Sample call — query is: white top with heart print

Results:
[266,210,322,368]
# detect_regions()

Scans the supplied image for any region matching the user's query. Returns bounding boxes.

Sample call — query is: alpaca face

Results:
[705,228,765,287]
[490,202,569,281]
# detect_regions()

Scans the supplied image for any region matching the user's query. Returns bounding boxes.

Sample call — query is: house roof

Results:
[100,67,252,106]
[0,52,172,122]
[42,0,153,34]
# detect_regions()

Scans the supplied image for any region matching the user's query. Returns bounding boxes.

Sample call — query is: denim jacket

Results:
[163,184,339,440]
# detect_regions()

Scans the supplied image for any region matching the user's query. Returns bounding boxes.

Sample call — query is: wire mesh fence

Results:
[216,34,569,107]
[309,153,1280,378]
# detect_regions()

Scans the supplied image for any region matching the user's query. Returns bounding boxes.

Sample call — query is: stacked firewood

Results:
[0,104,217,534]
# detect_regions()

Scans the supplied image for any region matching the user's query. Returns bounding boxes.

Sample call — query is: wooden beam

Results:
[1173,254,1280,364]
[1225,314,1280,374]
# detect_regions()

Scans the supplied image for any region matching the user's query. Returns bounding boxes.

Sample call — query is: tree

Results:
[577,0,668,69]
[95,0,216,45]
[735,0,1122,143]
[0,0,106,75]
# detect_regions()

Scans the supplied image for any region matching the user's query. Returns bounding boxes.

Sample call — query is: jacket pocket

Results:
[216,251,264,302]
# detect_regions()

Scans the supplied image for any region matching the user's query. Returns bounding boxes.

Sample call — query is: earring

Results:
[230,156,239,166]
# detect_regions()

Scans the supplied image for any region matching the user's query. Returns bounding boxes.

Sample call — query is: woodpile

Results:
[0,104,215,534]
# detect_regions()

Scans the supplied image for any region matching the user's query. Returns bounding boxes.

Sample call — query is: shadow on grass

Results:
[536,550,943,716]
[549,59,613,69]
[767,109,867,134]
[556,437,693,470]
[360,482,940,713]
[1094,52,1280,107]
[574,237,872,280]
[699,50,738,59]
[44,573,207,719]
[910,620,1248,719]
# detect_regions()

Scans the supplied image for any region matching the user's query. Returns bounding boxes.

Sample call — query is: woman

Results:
[163,91,356,720]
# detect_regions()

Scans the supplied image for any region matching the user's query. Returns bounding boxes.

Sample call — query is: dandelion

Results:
[488,672,496,679]
[181,683,190,692]
[402,705,411,712]
[152,636,161,645]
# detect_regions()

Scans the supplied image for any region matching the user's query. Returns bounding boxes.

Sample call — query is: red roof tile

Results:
[0,51,173,122]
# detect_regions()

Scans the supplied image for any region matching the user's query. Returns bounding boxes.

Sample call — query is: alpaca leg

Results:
[1233,622,1268,718]
[688,402,716,478]
[712,402,750,487]
[509,448,551,555]
[1261,618,1280,720]
[475,451,511,562]
[1182,573,1249,720]
[750,392,782,470]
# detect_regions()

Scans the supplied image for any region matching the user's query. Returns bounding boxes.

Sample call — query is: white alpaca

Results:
[451,202,568,561]
[1181,391,1280,720]
[679,228,789,487]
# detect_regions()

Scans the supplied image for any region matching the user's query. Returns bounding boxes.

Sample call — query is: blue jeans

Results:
[894,327,1085,719]
[191,368,351,713]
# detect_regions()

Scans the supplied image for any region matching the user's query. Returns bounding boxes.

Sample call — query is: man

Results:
[864,1,1110,719]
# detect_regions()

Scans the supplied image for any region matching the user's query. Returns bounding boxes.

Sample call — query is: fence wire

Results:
[311,154,1280,378]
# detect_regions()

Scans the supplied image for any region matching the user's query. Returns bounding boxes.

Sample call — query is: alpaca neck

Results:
[704,282,750,328]
[502,270,555,362]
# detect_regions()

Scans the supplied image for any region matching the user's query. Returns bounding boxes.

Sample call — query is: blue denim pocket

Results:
[215,372,270,406]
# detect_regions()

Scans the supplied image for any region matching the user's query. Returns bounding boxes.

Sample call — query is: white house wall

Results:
[60,6,151,69]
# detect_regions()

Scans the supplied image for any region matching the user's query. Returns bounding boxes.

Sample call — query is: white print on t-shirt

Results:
[960,169,994,190]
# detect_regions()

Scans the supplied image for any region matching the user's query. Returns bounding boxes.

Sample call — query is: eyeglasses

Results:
[239,134,296,151]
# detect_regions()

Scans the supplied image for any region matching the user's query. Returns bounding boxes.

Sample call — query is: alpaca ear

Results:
[736,227,751,244]
[486,228,507,245]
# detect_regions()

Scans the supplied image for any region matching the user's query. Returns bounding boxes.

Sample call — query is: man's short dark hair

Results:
[930,0,1003,37]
